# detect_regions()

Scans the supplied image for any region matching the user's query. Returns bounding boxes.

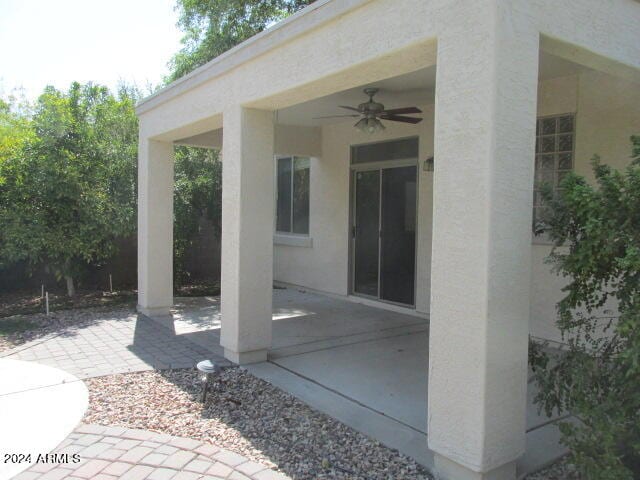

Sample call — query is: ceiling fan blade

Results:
[313,114,361,119]
[381,107,422,115]
[338,105,361,112]
[380,115,423,124]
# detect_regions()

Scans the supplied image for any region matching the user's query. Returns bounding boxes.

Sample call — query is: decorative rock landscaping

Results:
[83,368,433,480]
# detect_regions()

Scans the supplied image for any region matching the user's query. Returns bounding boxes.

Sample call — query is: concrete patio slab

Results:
[0,359,88,479]
[172,288,429,357]
[273,330,429,431]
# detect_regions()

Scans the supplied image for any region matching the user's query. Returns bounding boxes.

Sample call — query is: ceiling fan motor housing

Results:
[360,87,384,114]
[359,101,384,115]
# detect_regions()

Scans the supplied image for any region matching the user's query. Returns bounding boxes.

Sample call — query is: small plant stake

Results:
[109,274,113,293]
[45,292,50,316]
[41,284,44,300]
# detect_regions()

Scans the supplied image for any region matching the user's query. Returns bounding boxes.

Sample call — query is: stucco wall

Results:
[273,71,640,338]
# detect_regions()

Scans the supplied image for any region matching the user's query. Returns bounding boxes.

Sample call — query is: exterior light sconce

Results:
[423,156,434,172]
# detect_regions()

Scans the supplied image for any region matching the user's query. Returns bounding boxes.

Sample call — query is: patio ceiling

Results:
[277,51,592,127]
[175,51,591,147]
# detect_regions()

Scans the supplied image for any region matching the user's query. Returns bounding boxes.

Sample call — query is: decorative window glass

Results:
[533,114,575,231]
[276,156,310,234]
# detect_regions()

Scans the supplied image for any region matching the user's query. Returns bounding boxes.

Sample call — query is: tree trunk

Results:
[65,275,76,297]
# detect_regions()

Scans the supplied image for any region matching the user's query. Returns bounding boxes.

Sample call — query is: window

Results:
[276,156,310,234]
[351,137,419,165]
[533,114,575,231]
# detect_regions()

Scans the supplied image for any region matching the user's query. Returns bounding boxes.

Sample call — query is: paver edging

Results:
[15,423,291,480]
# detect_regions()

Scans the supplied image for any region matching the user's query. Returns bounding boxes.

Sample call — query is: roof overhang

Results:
[136,0,640,143]
[136,0,370,115]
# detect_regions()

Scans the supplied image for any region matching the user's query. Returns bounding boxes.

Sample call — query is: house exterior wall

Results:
[274,71,640,340]
[274,104,435,314]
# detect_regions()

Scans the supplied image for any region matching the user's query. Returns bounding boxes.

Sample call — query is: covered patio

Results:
[135,1,640,478]
[164,287,567,477]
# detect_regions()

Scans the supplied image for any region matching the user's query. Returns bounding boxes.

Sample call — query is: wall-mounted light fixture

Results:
[423,156,434,172]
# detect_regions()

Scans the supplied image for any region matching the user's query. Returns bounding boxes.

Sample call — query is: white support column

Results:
[428,2,539,479]
[220,106,275,364]
[137,137,174,317]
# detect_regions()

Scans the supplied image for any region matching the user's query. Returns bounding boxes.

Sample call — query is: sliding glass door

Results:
[380,166,416,305]
[353,170,381,297]
[352,165,417,306]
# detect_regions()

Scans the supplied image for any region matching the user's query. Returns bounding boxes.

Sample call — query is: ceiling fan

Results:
[314,87,422,134]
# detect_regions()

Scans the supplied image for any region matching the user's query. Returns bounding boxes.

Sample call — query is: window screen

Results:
[276,157,310,234]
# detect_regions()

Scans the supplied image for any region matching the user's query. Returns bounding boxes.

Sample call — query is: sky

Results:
[0,0,183,100]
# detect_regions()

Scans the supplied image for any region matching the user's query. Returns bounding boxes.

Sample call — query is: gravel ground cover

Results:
[84,368,433,480]
[0,289,135,318]
[526,458,580,480]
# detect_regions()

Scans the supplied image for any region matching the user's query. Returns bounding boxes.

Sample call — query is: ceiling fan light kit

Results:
[313,87,423,134]
[355,116,386,134]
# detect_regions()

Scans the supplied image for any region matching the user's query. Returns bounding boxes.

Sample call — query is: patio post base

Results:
[137,305,172,318]
[224,348,268,365]
[434,454,516,480]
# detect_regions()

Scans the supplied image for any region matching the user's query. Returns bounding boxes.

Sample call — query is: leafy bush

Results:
[0,83,139,295]
[173,145,221,285]
[530,136,640,479]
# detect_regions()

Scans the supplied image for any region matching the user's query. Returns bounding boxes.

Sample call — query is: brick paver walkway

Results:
[13,424,291,480]
[2,313,219,379]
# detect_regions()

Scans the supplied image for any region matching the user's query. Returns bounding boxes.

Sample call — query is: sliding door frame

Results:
[348,156,419,308]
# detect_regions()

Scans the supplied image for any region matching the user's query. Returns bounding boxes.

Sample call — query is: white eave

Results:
[135,0,370,115]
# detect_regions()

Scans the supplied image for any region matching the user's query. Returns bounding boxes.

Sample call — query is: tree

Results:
[173,145,222,284]
[530,136,640,479]
[0,93,34,174]
[0,83,139,296]
[169,0,314,81]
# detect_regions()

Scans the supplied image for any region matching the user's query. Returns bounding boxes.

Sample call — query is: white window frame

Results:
[274,155,311,239]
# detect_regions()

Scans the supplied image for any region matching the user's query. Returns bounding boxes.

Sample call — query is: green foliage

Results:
[0,94,34,186]
[2,1,316,295]
[169,0,314,81]
[0,83,139,295]
[173,146,222,284]
[530,136,640,479]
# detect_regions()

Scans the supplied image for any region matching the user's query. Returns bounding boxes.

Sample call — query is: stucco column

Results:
[220,106,275,364]
[428,3,539,479]
[137,137,174,317]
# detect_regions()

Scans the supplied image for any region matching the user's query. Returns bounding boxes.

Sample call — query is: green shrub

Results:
[530,136,640,479]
